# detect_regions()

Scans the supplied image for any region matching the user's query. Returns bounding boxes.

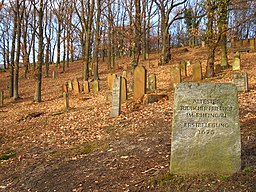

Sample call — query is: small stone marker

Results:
[107,73,117,90]
[73,78,80,95]
[192,61,202,81]
[170,66,181,89]
[170,82,241,175]
[201,41,205,48]
[91,80,99,93]
[214,64,221,74]
[0,90,3,107]
[62,82,68,93]
[122,71,127,78]
[121,77,127,103]
[250,38,255,50]
[232,52,240,71]
[52,70,56,79]
[84,81,90,94]
[233,72,248,92]
[134,66,147,100]
[63,92,69,111]
[111,76,122,117]
[147,74,156,91]
[179,60,187,77]
[67,80,73,91]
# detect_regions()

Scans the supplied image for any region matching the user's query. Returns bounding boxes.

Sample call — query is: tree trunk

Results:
[205,46,215,78]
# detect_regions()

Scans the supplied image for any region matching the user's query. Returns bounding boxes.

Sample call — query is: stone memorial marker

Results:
[122,71,127,78]
[91,80,99,93]
[170,66,181,89]
[170,82,241,175]
[121,77,127,103]
[84,81,90,94]
[147,74,156,91]
[52,70,56,79]
[214,64,221,74]
[67,80,73,91]
[179,60,187,77]
[233,72,248,92]
[73,78,80,95]
[192,61,202,81]
[63,92,69,111]
[0,90,3,107]
[111,77,122,117]
[134,66,146,100]
[107,73,117,90]
[232,52,240,71]
[250,38,255,50]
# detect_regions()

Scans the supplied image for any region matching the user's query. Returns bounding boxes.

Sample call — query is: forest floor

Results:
[0,47,256,192]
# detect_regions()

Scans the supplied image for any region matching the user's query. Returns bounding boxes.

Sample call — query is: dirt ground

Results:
[0,47,256,191]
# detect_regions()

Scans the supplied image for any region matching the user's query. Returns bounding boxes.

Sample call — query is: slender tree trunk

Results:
[56,21,61,68]
[34,0,44,103]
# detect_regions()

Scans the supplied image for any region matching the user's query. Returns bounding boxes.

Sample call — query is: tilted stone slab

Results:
[170,82,241,175]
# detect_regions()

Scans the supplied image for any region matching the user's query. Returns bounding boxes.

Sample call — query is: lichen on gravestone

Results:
[170,82,241,175]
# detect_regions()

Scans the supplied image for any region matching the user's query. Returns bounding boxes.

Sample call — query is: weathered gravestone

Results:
[52,70,56,79]
[214,64,221,74]
[73,78,80,95]
[170,66,181,89]
[233,72,248,92]
[232,52,241,71]
[121,77,127,103]
[179,60,187,77]
[63,92,69,111]
[249,38,255,50]
[84,81,90,94]
[107,73,117,90]
[67,80,73,92]
[0,90,3,107]
[111,77,122,117]
[134,66,147,100]
[170,82,241,175]
[192,61,202,81]
[91,80,99,93]
[122,71,127,78]
[147,74,156,91]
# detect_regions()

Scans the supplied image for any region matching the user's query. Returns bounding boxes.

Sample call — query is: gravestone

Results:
[147,74,156,91]
[62,82,68,93]
[233,72,248,92]
[52,70,56,79]
[107,73,117,90]
[170,82,241,175]
[0,90,3,107]
[201,41,205,48]
[73,78,80,95]
[179,60,187,77]
[91,80,99,93]
[111,77,122,117]
[84,81,90,94]
[121,77,127,103]
[170,66,181,89]
[67,80,73,91]
[232,52,240,71]
[122,71,127,78]
[63,92,69,111]
[192,61,202,81]
[134,66,147,100]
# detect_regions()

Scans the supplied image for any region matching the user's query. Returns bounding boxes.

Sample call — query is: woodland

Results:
[0,0,256,191]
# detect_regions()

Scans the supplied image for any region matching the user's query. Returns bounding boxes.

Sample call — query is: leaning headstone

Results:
[121,77,127,103]
[192,61,202,81]
[170,82,241,175]
[63,92,69,111]
[67,80,73,91]
[111,77,122,117]
[84,81,90,94]
[233,72,249,92]
[134,66,147,100]
[0,90,3,107]
[91,80,99,93]
[107,73,117,90]
[73,78,80,95]
[170,66,181,89]
[179,60,187,77]
[147,74,156,91]
[232,52,240,71]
